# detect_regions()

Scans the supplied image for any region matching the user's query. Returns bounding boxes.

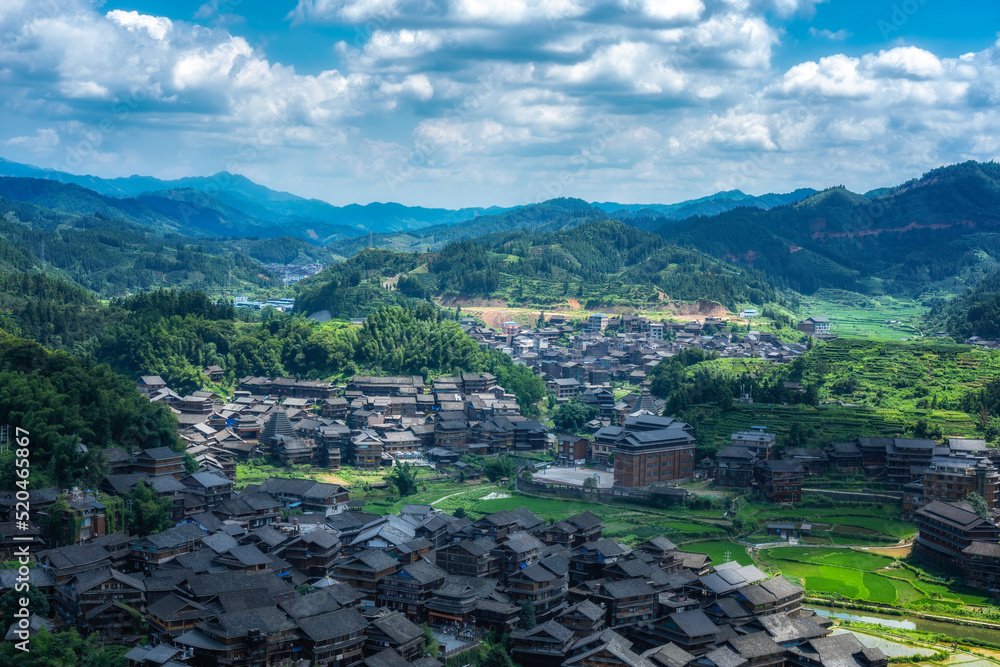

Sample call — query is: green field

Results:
[799,289,927,340]
[759,547,995,612]
[681,540,753,566]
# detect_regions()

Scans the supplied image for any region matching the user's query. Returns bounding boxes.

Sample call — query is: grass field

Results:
[799,289,927,340]
[758,547,995,612]
[681,540,753,566]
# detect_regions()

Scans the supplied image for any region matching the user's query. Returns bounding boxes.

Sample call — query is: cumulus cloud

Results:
[4,128,60,152]
[0,0,997,207]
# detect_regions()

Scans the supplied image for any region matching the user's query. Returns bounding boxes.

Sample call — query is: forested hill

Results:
[925,272,1000,339]
[297,219,780,315]
[0,160,510,236]
[595,188,817,230]
[0,192,357,296]
[657,161,1000,295]
[325,198,607,257]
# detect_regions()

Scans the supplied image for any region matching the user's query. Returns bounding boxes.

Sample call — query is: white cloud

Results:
[868,46,944,80]
[106,10,172,41]
[0,0,998,207]
[628,0,704,23]
[808,27,850,41]
[4,127,60,151]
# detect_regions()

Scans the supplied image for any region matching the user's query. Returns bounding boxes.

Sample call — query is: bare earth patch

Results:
[313,473,352,486]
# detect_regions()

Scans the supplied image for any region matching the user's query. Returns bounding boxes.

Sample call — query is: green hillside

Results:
[298,219,786,315]
[659,161,1000,295]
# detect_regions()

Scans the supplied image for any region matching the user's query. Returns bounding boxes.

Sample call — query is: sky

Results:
[1,1,1000,208]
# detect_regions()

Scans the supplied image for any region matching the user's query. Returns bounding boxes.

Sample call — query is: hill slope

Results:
[658,161,1000,294]
[0,158,510,235]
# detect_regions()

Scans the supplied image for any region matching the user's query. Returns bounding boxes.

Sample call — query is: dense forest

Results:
[0,330,182,490]
[297,219,784,314]
[925,272,1000,339]
[659,161,1000,295]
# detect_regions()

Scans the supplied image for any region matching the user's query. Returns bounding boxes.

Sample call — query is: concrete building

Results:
[797,317,831,336]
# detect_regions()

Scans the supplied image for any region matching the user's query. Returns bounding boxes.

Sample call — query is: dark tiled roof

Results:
[297,607,369,642]
[728,632,783,659]
[668,609,717,638]
[371,611,423,643]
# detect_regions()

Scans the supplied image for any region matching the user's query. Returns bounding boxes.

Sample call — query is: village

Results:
[2,313,1000,667]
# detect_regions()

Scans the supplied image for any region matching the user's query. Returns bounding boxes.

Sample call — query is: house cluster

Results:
[707,428,806,505]
[135,371,550,476]
[2,496,890,667]
[265,262,325,284]
[704,432,1000,513]
[461,315,806,406]
[914,500,1000,593]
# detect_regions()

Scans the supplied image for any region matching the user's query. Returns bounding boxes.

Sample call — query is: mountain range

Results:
[4,155,1000,316]
[0,157,821,243]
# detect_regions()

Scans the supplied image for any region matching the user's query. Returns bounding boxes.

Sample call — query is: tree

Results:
[517,599,536,630]
[583,476,598,489]
[479,643,513,667]
[386,462,419,497]
[967,492,991,520]
[552,401,597,431]
[452,507,467,519]
[482,455,516,482]
[41,498,76,547]
[0,583,49,630]
[420,623,441,658]
[127,481,174,536]
[536,312,546,328]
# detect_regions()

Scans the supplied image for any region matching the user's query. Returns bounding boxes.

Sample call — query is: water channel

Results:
[807,605,1000,643]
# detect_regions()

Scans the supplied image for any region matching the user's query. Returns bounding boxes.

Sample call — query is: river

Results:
[807,605,1000,643]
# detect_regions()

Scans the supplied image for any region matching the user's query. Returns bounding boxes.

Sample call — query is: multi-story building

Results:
[886,438,936,487]
[181,471,234,509]
[334,549,400,605]
[506,562,568,623]
[613,419,696,488]
[797,317,831,336]
[962,541,1000,590]
[558,434,590,463]
[347,375,424,396]
[461,372,497,394]
[730,427,775,460]
[133,447,185,478]
[377,560,447,623]
[714,447,757,488]
[284,530,341,579]
[436,537,498,577]
[547,378,581,401]
[919,456,1000,509]
[913,500,1000,570]
[757,460,804,504]
[586,313,609,332]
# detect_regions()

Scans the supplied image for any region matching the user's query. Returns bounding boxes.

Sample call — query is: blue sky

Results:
[1,0,999,207]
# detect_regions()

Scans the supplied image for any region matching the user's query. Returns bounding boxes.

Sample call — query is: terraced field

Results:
[759,547,993,610]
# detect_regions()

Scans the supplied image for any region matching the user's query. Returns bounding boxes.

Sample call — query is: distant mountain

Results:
[325,197,607,257]
[0,158,510,236]
[592,188,817,230]
[657,161,1000,294]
